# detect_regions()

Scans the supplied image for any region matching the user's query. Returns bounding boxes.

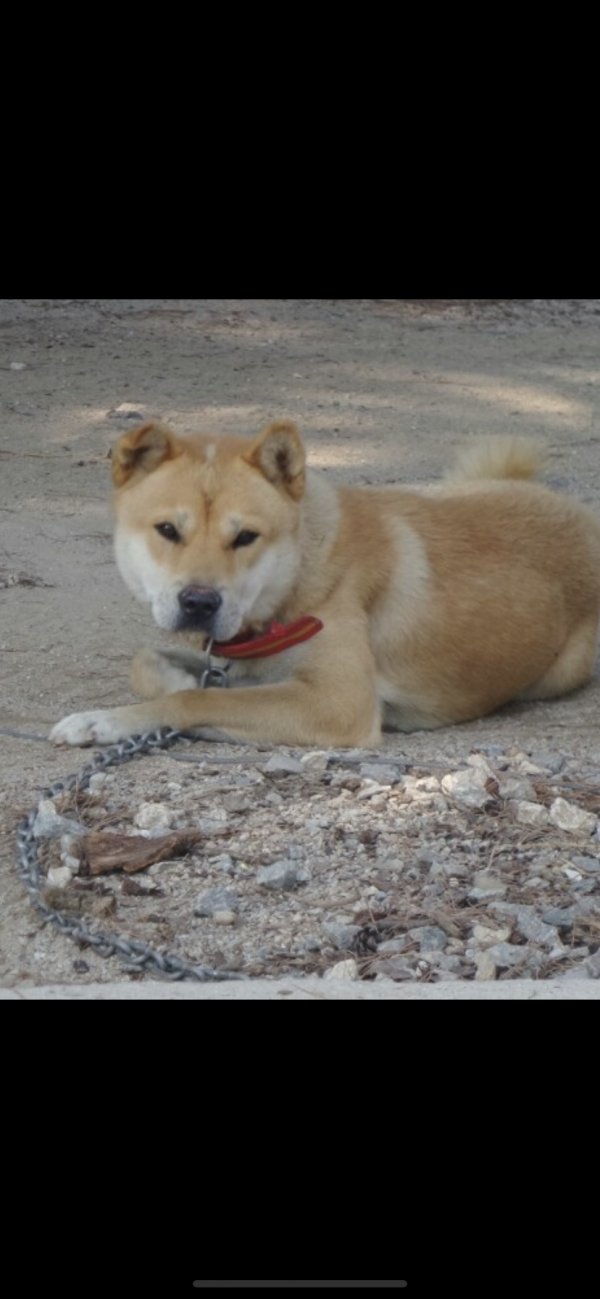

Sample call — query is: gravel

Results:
[31,739,600,984]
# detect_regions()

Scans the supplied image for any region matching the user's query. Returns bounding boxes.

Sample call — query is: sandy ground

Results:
[2,297,600,988]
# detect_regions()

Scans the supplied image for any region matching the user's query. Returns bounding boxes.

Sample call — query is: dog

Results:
[50,419,600,747]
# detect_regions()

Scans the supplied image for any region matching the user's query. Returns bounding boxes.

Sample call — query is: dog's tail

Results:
[447,436,545,483]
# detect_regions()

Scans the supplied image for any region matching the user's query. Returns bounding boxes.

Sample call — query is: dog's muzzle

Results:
[177,585,222,631]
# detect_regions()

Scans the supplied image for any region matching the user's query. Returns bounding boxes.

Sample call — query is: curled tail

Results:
[447,436,545,483]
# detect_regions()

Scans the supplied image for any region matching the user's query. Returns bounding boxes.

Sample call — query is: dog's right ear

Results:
[111,422,180,487]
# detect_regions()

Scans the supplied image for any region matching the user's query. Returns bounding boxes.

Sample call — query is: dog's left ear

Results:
[244,420,306,500]
[111,422,180,487]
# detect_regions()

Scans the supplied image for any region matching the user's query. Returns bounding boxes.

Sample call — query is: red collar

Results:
[211,615,323,660]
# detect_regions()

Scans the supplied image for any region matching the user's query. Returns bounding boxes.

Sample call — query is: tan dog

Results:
[51,420,600,747]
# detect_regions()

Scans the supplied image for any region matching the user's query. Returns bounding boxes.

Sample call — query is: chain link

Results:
[15,729,245,982]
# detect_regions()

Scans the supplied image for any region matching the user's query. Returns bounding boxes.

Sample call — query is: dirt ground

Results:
[2,298,600,988]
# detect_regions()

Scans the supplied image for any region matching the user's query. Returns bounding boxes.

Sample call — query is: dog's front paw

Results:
[50,709,132,747]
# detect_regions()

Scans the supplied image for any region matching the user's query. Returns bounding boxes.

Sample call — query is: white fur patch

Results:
[114,529,182,630]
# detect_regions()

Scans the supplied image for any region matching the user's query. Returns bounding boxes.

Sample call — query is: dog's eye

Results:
[233,530,259,549]
[155,522,181,543]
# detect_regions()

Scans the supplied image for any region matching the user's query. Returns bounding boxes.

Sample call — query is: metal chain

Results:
[15,729,246,982]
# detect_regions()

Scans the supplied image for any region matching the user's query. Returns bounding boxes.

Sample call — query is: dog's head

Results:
[112,420,306,642]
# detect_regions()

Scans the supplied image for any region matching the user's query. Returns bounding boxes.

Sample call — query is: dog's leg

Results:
[130,648,208,699]
[519,616,599,701]
[50,660,381,749]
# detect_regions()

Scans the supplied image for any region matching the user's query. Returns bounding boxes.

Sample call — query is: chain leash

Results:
[15,729,246,982]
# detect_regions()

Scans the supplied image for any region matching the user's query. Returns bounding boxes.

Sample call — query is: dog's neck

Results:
[287,470,343,612]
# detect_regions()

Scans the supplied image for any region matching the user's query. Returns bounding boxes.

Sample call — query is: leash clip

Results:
[200,640,230,689]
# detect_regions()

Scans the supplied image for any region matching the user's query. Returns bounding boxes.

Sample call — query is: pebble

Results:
[562,949,600,980]
[549,798,597,835]
[60,852,81,874]
[9,361,26,370]
[467,872,507,900]
[474,951,498,981]
[300,751,330,773]
[372,957,415,981]
[46,865,73,888]
[529,751,565,774]
[511,752,547,775]
[194,887,240,917]
[88,772,108,792]
[356,780,389,800]
[441,769,495,809]
[429,860,468,879]
[472,924,511,945]
[299,934,321,953]
[256,860,311,890]
[569,854,600,873]
[378,937,411,954]
[541,906,577,928]
[33,799,83,840]
[134,801,174,831]
[208,853,235,875]
[513,800,550,827]
[324,958,359,980]
[107,403,145,419]
[481,942,524,967]
[490,903,557,946]
[213,910,237,926]
[360,763,401,784]
[407,925,448,951]
[497,776,536,802]
[262,755,304,775]
[323,921,360,950]
[197,815,229,834]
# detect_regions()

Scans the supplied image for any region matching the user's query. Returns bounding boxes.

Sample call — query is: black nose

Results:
[178,586,222,624]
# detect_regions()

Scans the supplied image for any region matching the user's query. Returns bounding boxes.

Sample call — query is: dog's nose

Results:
[178,586,222,621]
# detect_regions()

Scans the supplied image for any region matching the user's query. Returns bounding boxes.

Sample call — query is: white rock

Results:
[60,853,81,874]
[468,872,507,899]
[33,799,83,840]
[263,755,304,774]
[47,865,73,888]
[472,924,511,945]
[256,861,311,890]
[360,763,402,783]
[497,776,535,801]
[441,769,495,809]
[324,958,359,981]
[88,772,107,792]
[512,752,546,775]
[474,952,498,981]
[467,753,497,779]
[300,751,330,773]
[562,865,583,880]
[133,802,174,831]
[357,780,389,800]
[213,910,237,926]
[108,402,145,418]
[513,800,550,827]
[413,776,441,793]
[549,797,597,835]
[10,361,26,370]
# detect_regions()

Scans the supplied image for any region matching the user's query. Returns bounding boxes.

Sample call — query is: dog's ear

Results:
[244,420,306,500]
[111,422,180,487]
